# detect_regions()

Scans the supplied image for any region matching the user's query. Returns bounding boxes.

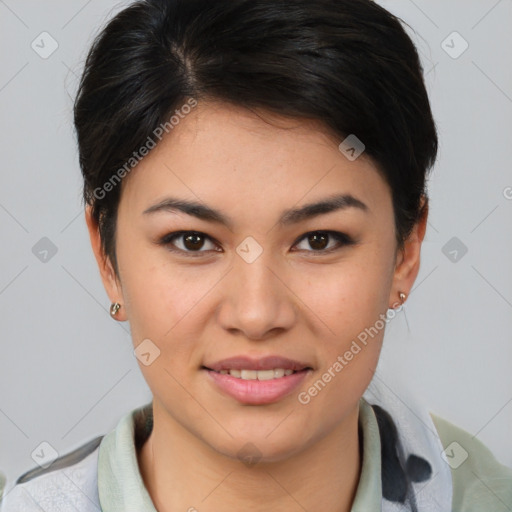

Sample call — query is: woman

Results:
[1,0,511,510]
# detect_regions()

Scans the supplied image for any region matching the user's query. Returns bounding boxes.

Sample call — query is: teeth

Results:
[217,368,297,379]
[273,368,285,378]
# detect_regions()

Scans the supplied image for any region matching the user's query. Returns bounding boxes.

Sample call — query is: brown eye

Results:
[159,231,219,255]
[182,233,205,250]
[294,230,355,253]
[158,229,355,257]
[307,232,329,250]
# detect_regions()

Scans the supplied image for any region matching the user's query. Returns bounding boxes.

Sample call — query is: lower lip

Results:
[204,369,311,405]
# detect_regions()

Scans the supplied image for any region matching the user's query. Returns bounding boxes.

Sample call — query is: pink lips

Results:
[204,355,311,372]
[203,355,313,405]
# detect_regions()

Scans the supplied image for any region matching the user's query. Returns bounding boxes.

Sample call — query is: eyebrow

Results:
[142,193,369,229]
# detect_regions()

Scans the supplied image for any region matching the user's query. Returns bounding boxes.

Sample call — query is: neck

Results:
[138,401,362,512]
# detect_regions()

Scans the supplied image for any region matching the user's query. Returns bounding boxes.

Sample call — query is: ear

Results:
[85,205,127,321]
[388,196,429,309]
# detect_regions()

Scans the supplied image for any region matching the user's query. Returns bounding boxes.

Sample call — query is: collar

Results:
[97,397,383,511]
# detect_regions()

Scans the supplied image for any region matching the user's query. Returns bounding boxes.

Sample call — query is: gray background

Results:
[1,0,511,489]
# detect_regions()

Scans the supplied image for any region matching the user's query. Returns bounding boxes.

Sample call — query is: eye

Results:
[158,230,356,257]
[158,231,220,256]
[292,230,355,254]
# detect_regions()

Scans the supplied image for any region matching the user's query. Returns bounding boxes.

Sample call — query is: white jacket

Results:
[0,436,102,511]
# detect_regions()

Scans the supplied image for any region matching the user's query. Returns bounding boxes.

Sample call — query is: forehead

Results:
[118,100,391,221]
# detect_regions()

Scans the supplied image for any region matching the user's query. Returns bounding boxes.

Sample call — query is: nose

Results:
[216,249,297,341]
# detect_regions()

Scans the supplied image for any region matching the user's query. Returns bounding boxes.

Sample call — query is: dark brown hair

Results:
[74,0,437,277]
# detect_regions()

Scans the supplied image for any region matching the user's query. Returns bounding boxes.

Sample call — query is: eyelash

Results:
[157,230,356,257]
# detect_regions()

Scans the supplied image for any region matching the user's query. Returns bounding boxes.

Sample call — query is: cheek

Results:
[291,253,393,405]
[117,231,214,338]
[294,266,388,422]
[121,256,212,402]
[293,256,392,343]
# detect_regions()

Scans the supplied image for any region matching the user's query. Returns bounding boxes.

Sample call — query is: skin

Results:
[86,99,427,512]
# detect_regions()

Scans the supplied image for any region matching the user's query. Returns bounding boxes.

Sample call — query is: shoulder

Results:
[0,436,103,512]
[430,412,512,512]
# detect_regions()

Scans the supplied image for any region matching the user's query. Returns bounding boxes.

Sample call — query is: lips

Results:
[204,366,312,404]
[202,355,314,404]
[203,355,313,373]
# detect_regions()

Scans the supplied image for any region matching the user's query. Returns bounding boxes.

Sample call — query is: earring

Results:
[110,302,121,317]
[398,291,407,305]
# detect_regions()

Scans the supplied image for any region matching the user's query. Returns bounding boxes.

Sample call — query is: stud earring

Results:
[110,302,121,317]
[390,291,407,310]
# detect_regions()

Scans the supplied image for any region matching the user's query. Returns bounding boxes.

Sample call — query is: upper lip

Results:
[203,355,312,372]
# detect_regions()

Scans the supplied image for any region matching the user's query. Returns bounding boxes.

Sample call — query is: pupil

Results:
[309,233,328,250]
[184,233,204,250]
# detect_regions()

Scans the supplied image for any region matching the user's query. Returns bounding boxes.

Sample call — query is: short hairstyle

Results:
[74,0,438,277]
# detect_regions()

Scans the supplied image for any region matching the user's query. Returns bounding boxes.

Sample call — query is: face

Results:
[87,99,425,462]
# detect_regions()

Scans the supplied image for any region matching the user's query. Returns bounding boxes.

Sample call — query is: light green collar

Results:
[351,397,382,510]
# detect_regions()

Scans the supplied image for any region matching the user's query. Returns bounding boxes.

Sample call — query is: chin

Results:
[205,427,310,466]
